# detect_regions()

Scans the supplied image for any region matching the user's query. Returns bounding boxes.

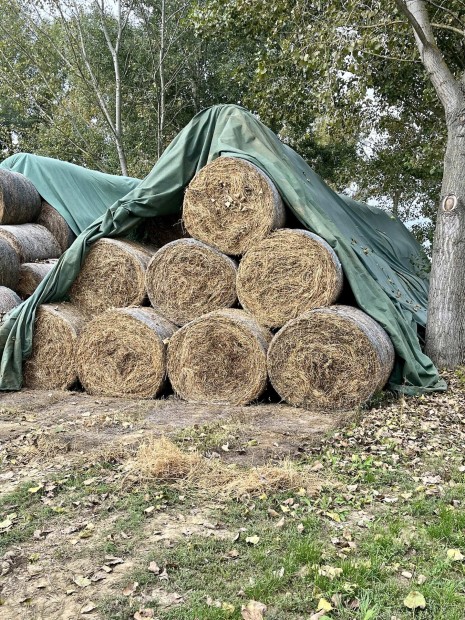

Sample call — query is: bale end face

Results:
[23,303,86,390]
[267,305,394,411]
[167,308,272,405]
[69,238,156,317]
[183,157,285,255]
[237,228,343,328]
[77,307,177,399]
[146,238,238,325]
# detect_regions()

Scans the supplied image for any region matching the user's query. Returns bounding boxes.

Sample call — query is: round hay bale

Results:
[0,224,61,263]
[0,238,20,289]
[69,238,155,317]
[16,260,58,299]
[167,308,272,405]
[23,303,86,389]
[237,228,343,328]
[183,157,285,255]
[37,202,76,253]
[0,168,42,224]
[0,286,21,321]
[267,305,395,411]
[77,307,177,398]
[146,239,238,326]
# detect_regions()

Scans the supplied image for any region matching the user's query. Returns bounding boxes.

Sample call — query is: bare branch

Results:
[431,22,465,37]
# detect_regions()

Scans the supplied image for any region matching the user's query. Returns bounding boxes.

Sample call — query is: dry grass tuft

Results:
[129,436,321,497]
[237,228,343,328]
[146,238,238,325]
[183,157,285,255]
[167,309,271,405]
[268,305,394,411]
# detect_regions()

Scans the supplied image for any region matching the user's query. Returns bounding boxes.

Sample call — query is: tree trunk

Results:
[426,104,465,367]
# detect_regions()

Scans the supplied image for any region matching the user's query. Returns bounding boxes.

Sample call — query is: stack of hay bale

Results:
[0,169,76,321]
[20,157,395,411]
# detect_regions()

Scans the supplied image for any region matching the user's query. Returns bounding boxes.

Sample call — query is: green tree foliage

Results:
[191,0,458,244]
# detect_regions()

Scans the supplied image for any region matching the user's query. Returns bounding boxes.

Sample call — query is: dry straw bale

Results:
[16,260,58,299]
[0,286,21,320]
[23,303,86,389]
[237,228,343,328]
[183,157,285,255]
[146,238,238,325]
[0,238,20,289]
[69,238,156,317]
[0,223,61,263]
[0,169,41,225]
[77,307,177,398]
[37,201,76,253]
[267,305,395,411]
[167,308,272,406]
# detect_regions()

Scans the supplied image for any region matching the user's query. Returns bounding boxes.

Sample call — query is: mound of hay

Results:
[0,238,20,289]
[0,286,21,321]
[23,303,86,389]
[146,238,238,325]
[0,169,41,224]
[69,238,155,317]
[0,224,61,263]
[37,202,76,253]
[267,305,395,411]
[183,157,285,255]
[167,308,272,405]
[237,228,343,328]
[77,307,177,398]
[16,260,58,299]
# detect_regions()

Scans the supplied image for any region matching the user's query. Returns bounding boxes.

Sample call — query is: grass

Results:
[2,372,465,618]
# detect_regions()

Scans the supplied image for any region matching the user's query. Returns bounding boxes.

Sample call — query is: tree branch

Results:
[395,0,461,115]
[431,22,465,37]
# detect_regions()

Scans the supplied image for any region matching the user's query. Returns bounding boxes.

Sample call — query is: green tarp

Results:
[0,104,445,393]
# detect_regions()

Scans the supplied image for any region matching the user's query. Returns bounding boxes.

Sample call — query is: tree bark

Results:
[426,106,465,367]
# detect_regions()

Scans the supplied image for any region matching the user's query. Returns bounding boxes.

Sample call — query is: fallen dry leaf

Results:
[241,600,267,619]
[404,591,426,610]
[81,601,96,614]
[123,582,139,596]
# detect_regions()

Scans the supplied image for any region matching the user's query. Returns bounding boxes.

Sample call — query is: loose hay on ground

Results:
[0,169,42,224]
[0,238,20,289]
[0,287,21,320]
[131,437,321,497]
[183,157,285,255]
[267,305,395,411]
[237,228,343,327]
[16,260,58,298]
[37,202,76,253]
[167,308,272,405]
[23,303,87,389]
[146,238,238,325]
[0,223,61,262]
[77,307,178,398]
[69,238,156,317]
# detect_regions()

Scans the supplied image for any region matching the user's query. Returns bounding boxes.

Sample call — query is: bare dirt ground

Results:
[0,390,350,620]
[0,389,350,496]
